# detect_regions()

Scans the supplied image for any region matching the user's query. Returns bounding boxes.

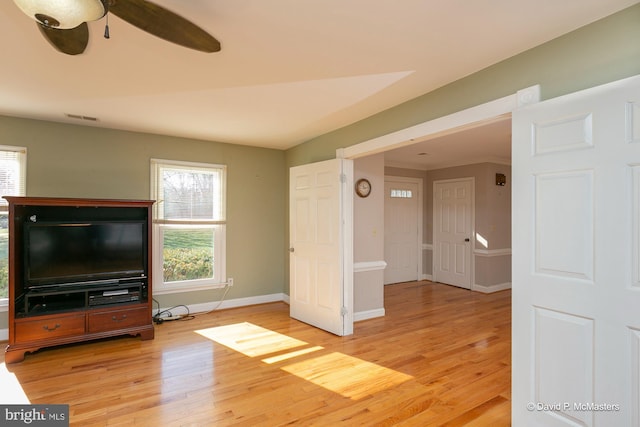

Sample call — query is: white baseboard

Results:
[0,328,7,342]
[421,274,433,281]
[473,282,512,293]
[159,293,288,316]
[281,294,384,323]
[354,308,385,322]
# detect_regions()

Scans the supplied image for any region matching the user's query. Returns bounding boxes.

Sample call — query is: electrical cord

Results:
[152,301,191,324]
[198,282,231,315]
[152,282,231,324]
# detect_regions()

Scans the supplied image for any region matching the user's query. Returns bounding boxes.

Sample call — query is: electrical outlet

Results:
[228,277,234,287]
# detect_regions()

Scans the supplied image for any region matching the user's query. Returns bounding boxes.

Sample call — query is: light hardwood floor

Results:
[1,281,511,426]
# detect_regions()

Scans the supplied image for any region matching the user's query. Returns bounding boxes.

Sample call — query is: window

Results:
[151,159,226,294]
[0,146,27,306]
[390,189,413,198]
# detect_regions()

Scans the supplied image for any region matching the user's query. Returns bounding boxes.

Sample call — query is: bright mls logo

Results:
[1,405,69,426]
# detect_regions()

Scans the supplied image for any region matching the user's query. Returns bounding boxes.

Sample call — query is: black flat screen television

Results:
[24,220,147,289]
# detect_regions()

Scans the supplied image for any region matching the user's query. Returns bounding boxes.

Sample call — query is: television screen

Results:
[25,221,146,288]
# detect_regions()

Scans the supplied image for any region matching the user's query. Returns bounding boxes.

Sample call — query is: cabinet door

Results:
[88,306,149,333]
[15,314,85,342]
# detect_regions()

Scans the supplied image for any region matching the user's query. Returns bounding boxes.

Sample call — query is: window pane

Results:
[0,149,25,208]
[390,189,413,198]
[161,168,222,220]
[162,227,214,282]
[0,147,24,300]
[151,159,226,291]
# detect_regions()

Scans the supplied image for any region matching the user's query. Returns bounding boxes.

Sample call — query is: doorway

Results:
[344,87,537,297]
[383,176,422,284]
[432,177,474,289]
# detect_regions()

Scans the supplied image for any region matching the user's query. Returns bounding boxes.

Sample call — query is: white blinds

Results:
[150,158,226,224]
[0,146,27,207]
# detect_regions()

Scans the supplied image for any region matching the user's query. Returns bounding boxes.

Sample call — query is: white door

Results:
[289,158,353,336]
[433,178,473,289]
[512,75,640,426]
[384,178,420,284]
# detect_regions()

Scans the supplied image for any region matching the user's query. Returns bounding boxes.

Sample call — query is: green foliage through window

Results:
[162,228,214,282]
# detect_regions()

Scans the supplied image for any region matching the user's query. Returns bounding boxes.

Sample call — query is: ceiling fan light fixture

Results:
[13,0,107,29]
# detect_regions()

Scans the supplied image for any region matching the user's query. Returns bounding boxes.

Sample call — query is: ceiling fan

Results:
[12,0,221,55]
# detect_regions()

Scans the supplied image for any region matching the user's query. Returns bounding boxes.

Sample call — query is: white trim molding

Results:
[354,308,386,322]
[473,282,512,293]
[343,85,540,160]
[354,260,387,273]
[474,248,512,257]
[0,328,7,341]
[158,293,288,317]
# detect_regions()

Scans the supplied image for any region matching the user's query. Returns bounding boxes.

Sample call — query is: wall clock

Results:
[355,178,372,198]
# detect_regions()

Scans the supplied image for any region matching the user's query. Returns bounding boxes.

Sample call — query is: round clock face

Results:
[355,178,371,198]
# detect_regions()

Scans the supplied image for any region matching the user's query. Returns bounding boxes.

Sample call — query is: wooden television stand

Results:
[4,197,154,363]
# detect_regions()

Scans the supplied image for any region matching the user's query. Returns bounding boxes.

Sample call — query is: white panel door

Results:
[512,75,640,426]
[289,158,352,336]
[433,178,473,289]
[384,178,420,284]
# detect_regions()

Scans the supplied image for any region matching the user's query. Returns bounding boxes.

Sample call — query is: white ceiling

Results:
[384,116,513,170]
[0,0,637,165]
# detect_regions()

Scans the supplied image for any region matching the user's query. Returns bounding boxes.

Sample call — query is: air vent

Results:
[65,113,98,122]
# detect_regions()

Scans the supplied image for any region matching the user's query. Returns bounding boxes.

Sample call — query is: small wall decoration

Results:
[355,178,372,198]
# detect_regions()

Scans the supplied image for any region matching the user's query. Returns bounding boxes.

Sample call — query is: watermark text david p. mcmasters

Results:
[527,401,620,412]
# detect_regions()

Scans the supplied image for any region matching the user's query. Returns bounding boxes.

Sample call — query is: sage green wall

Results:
[1,4,639,331]
[0,116,286,330]
[283,4,640,294]
[285,4,640,168]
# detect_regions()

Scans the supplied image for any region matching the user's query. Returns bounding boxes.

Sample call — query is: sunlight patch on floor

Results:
[196,322,413,400]
[281,352,413,400]
[262,346,324,364]
[0,363,30,404]
[195,322,308,357]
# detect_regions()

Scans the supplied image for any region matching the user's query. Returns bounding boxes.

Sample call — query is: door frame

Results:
[340,86,540,295]
[432,177,475,290]
[384,175,423,284]
[341,85,540,161]
[337,85,539,328]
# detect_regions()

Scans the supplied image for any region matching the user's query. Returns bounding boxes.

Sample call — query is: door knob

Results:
[289,247,295,253]
[464,238,470,242]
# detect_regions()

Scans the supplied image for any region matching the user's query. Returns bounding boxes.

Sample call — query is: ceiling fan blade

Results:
[38,22,89,55]
[108,0,221,53]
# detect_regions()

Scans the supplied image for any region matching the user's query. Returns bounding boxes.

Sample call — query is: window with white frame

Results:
[0,146,27,305]
[390,189,413,198]
[151,159,226,294]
